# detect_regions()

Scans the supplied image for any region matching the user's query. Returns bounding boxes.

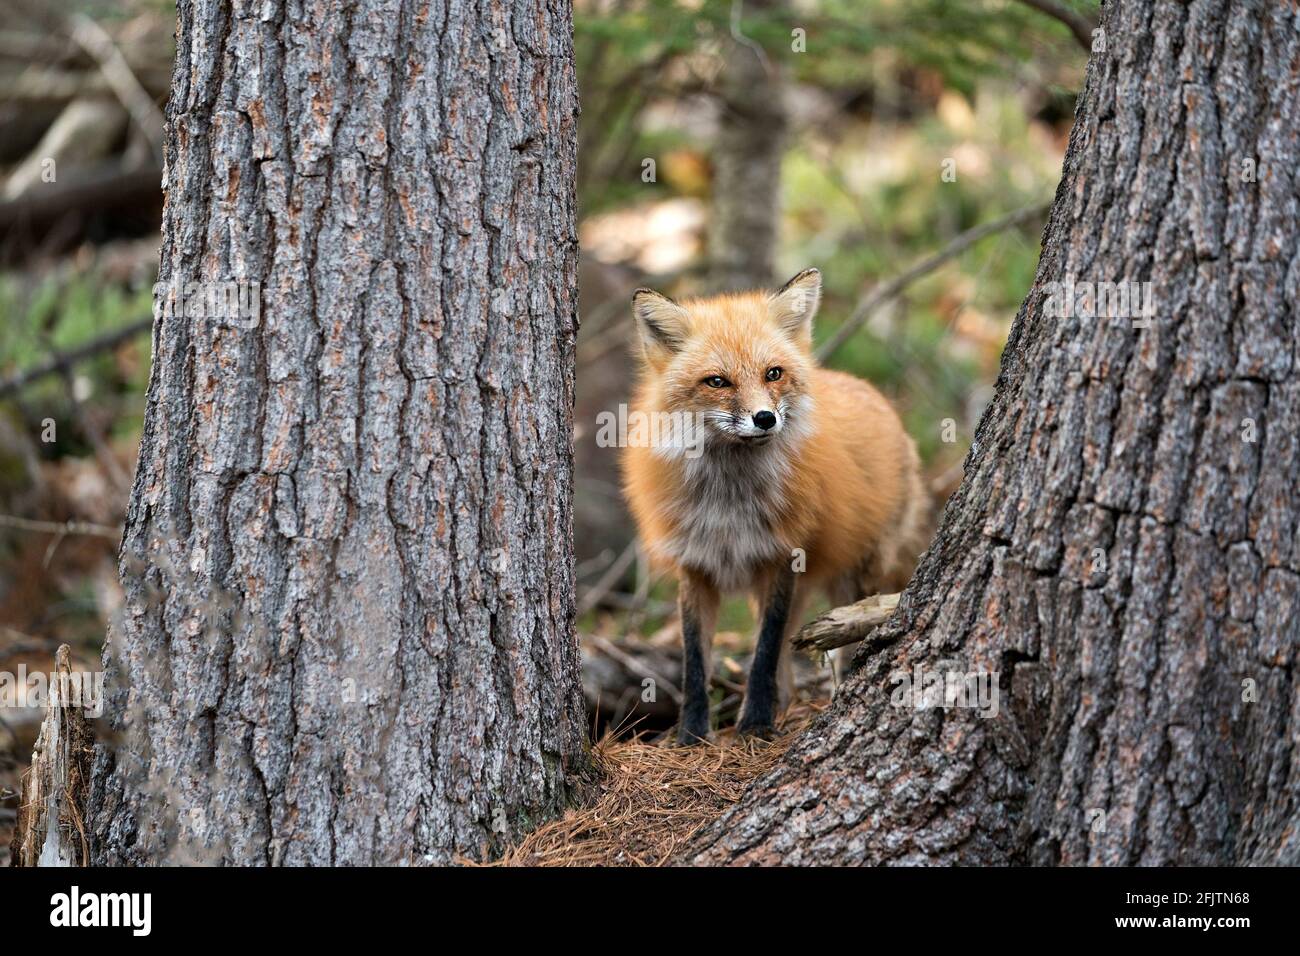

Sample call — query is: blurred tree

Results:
[86,0,590,864]
[571,0,1097,217]
[705,0,785,292]
[687,0,1300,865]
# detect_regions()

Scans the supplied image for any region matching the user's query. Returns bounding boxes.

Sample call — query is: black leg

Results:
[738,568,794,738]
[677,587,712,745]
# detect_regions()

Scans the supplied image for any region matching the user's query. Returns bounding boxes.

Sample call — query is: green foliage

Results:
[575,2,1079,466]
[0,272,152,454]
[575,0,1094,209]
[774,70,1062,460]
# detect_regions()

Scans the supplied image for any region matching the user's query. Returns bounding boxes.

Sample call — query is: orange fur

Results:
[620,269,926,732]
[622,278,925,598]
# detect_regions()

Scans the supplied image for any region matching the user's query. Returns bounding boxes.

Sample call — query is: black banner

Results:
[8,865,1277,943]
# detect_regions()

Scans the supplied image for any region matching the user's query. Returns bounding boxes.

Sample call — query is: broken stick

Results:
[10,645,96,867]
[792,592,901,653]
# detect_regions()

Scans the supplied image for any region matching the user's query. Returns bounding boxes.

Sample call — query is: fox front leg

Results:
[738,565,796,739]
[676,574,719,745]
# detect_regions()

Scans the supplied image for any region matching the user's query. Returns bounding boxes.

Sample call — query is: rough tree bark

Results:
[87,0,590,865]
[705,0,785,293]
[688,0,1300,865]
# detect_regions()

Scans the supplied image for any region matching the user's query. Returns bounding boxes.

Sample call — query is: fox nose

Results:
[753,410,777,431]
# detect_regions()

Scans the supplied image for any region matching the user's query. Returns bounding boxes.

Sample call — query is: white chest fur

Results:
[661,443,792,592]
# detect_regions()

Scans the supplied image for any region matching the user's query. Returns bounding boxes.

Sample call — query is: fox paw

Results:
[736,720,776,741]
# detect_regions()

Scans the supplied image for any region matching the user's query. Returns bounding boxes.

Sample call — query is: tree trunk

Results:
[87,0,590,866]
[687,0,1300,866]
[705,1,785,293]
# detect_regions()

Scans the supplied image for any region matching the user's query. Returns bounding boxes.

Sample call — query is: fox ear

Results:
[632,288,689,360]
[768,268,821,345]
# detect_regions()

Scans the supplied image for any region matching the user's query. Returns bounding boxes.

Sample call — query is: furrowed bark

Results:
[87,0,591,866]
[688,0,1300,866]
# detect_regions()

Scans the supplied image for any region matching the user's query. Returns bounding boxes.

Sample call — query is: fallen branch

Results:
[0,30,78,62]
[68,13,165,160]
[587,589,674,616]
[576,539,638,617]
[0,163,162,248]
[0,628,62,661]
[0,316,152,398]
[815,201,1051,363]
[1011,0,1097,52]
[792,592,900,652]
[0,67,122,105]
[0,513,122,541]
[3,97,128,200]
[0,22,172,101]
[581,638,682,723]
[587,632,683,704]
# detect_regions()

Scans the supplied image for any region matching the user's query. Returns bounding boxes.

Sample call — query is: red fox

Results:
[622,268,927,743]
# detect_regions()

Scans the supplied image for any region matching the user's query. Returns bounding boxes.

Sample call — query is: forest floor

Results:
[487,702,824,866]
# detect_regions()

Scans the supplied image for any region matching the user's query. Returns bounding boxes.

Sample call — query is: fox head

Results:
[631,268,821,447]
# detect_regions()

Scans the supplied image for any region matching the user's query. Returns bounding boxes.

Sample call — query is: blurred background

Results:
[0,0,1096,858]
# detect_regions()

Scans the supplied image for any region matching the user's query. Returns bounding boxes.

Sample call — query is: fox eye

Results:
[766,367,783,382]
[703,375,730,389]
